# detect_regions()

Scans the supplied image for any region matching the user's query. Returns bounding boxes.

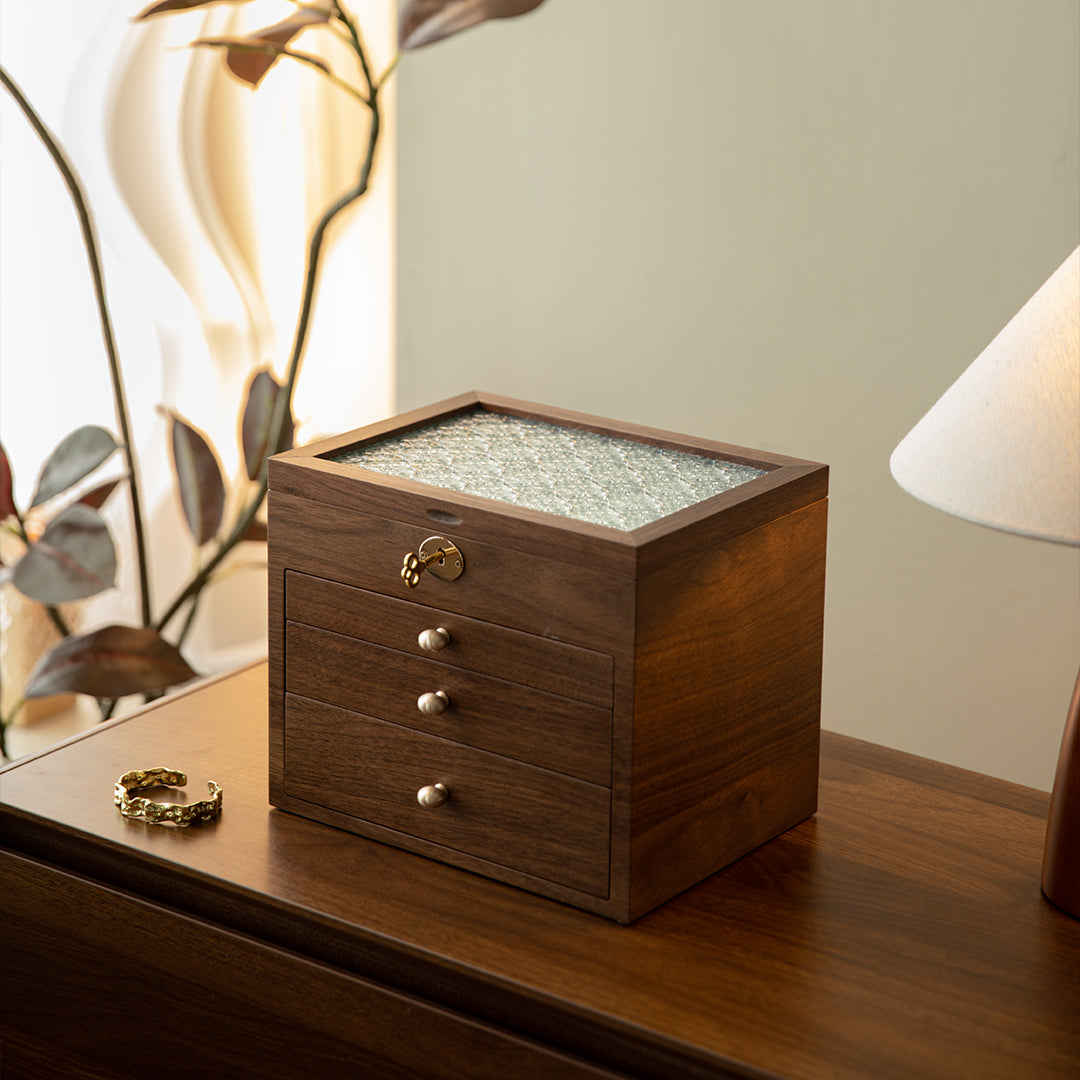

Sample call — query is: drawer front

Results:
[286,571,613,708]
[270,490,634,653]
[286,622,611,786]
[3,852,623,1080]
[284,693,611,897]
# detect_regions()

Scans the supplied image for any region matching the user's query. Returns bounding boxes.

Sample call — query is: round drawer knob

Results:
[418,627,450,652]
[417,783,449,808]
[417,690,450,715]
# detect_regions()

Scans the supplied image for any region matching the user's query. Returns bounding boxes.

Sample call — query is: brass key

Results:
[401,536,464,588]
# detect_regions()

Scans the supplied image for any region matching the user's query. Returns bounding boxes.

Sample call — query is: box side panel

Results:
[627,499,828,919]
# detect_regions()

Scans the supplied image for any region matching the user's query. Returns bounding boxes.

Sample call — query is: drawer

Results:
[3,852,622,1080]
[284,693,611,897]
[270,490,634,652]
[286,622,612,786]
[286,571,613,708]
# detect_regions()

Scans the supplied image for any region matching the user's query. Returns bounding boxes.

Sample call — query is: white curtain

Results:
[1,0,395,672]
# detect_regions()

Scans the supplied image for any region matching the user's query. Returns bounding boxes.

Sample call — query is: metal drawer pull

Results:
[401,536,464,588]
[418,627,450,652]
[417,690,450,715]
[417,783,449,808]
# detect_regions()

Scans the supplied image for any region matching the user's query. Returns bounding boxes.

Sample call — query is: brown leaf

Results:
[10,502,117,604]
[24,624,198,700]
[0,442,15,520]
[192,37,331,87]
[241,519,268,543]
[399,0,546,51]
[79,478,122,510]
[241,369,293,480]
[193,8,331,87]
[135,0,253,19]
[158,407,226,546]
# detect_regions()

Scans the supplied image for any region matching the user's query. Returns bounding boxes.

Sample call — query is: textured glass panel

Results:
[331,410,765,531]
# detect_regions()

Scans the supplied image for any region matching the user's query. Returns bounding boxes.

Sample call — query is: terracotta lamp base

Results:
[1041,665,1080,918]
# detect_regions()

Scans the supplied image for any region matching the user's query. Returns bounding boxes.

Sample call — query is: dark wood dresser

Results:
[2,662,1078,1079]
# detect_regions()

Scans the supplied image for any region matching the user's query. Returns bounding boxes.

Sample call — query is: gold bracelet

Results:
[114,767,222,826]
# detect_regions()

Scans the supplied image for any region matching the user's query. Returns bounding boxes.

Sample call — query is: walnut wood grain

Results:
[1,851,619,1080]
[1042,665,1080,915]
[267,396,828,921]
[624,500,827,918]
[269,489,635,652]
[2,664,1079,1079]
[284,692,610,896]
[268,391,829,577]
[285,620,612,785]
[285,570,614,708]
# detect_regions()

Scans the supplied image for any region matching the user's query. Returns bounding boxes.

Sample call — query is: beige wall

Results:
[396,0,1080,789]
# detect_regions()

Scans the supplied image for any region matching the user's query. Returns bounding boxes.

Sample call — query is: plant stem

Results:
[375,53,401,90]
[270,4,381,461]
[154,20,386,637]
[175,590,202,650]
[0,707,12,760]
[0,66,153,630]
[274,101,382,457]
[336,5,377,95]
[43,604,70,639]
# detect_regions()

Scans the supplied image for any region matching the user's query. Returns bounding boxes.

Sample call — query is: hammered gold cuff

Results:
[114,767,222,826]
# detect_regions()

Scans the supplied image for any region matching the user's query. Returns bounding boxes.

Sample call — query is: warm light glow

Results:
[891,247,1080,546]
[0,1,396,672]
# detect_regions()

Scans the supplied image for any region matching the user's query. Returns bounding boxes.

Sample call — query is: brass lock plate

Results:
[419,536,464,581]
[402,536,465,587]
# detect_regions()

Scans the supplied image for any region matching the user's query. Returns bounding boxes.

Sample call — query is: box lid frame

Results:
[268,391,828,577]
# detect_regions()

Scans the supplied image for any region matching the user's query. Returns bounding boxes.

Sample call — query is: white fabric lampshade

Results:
[890,246,1080,546]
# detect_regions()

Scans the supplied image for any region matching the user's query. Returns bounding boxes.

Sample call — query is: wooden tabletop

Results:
[2,662,1078,1079]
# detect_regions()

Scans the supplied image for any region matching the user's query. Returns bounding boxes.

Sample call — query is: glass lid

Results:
[330,409,765,531]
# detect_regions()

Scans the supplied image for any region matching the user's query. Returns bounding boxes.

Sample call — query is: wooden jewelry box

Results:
[267,392,828,922]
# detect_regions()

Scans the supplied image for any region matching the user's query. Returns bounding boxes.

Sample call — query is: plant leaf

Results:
[399,0,546,51]
[241,519,268,543]
[79,478,122,510]
[247,41,328,84]
[0,442,15,520]
[159,407,226,546]
[10,502,117,604]
[192,38,332,86]
[30,426,118,508]
[135,0,254,18]
[241,369,293,480]
[193,8,331,87]
[24,624,198,699]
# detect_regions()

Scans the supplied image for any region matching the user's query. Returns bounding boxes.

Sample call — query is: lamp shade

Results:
[890,247,1080,546]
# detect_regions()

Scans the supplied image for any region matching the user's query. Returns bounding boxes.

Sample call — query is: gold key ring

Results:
[114,767,222,826]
